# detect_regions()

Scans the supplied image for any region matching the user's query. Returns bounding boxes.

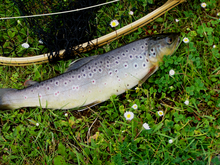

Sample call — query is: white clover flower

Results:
[143,123,150,130]
[124,111,134,120]
[175,19,179,22]
[184,99,189,105]
[183,37,189,43]
[213,45,216,48]
[129,11,134,15]
[17,20,21,25]
[21,42,30,48]
[201,3,207,8]
[64,113,68,117]
[39,40,43,44]
[135,87,139,91]
[36,123,39,126]
[169,69,175,76]
[157,110,164,116]
[110,20,119,28]
[132,104,138,110]
[169,139,173,144]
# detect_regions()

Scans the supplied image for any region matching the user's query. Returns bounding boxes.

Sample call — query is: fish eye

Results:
[166,37,173,44]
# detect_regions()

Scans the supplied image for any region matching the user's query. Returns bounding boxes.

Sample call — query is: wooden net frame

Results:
[0,0,186,66]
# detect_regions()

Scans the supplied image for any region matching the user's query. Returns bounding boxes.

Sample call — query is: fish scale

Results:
[0,33,180,110]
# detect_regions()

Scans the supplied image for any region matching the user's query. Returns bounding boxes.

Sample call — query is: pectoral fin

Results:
[138,65,158,86]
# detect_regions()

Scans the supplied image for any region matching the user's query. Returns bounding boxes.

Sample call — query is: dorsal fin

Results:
[24,80,39,87]
[65,55,98,73]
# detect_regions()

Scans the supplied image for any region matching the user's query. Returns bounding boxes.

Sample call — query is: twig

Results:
[87,116,98,145]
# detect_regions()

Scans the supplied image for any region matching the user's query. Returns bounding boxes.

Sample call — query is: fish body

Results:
[0,33,180,110]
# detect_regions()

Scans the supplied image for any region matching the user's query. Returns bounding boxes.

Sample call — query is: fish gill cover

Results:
[0,0,152,63]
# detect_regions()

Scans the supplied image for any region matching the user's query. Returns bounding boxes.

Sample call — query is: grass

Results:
[0,0,220,164]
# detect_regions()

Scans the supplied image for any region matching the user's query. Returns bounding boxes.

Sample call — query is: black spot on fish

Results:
[124,63,128,68]
[72,75,75,79]
[146,59,149,62]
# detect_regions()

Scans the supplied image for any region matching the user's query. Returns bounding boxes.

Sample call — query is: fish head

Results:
[147,33,180,66]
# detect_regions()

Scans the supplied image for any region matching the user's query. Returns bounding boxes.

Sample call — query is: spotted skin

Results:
[0,33,180,110]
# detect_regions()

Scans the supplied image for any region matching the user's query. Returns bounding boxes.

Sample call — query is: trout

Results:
[0,33,180,110]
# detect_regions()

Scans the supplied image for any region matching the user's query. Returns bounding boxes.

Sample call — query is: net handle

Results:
[0,0,186,66]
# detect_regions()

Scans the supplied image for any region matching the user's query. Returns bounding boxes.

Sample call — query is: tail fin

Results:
[0,88,17,110]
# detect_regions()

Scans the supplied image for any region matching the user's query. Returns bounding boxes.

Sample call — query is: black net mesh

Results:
[0,0,154,63]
